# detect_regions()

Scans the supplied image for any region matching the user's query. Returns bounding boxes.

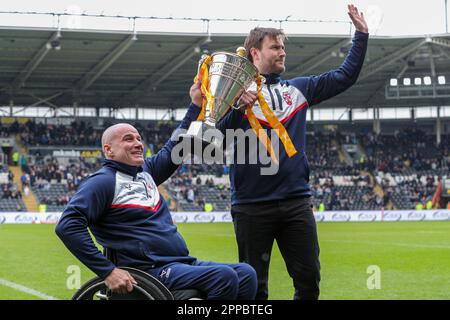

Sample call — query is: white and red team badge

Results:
[282,92,293,106]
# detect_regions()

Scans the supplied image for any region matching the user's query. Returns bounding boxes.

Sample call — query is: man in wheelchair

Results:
[55,82,257,300]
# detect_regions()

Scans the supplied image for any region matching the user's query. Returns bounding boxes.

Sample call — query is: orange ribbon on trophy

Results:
[246,107,279,164]
[194,55,212,121]
[246,76,298,161]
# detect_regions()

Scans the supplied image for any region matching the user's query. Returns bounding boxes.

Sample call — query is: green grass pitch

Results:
[0,221,448,300]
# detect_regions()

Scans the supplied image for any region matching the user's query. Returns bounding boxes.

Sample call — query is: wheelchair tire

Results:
[72,267,174,300]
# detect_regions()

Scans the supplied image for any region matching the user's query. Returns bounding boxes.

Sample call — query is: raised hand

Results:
[236,90,258,112]
[348,4,369,33]
[190,79,203,108]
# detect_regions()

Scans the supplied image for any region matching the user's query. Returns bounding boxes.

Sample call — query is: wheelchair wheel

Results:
[72,267,174,300]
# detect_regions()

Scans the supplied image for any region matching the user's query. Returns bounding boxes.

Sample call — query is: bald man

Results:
[56,82,257,300]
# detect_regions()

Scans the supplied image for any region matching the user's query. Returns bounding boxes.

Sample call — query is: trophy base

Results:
[178,121,224,162]
[180,121,224,150]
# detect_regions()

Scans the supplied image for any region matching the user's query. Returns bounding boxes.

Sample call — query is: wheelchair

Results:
[72,249,204,300]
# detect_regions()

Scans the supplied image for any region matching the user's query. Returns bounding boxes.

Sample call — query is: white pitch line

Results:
[0,278,58,300]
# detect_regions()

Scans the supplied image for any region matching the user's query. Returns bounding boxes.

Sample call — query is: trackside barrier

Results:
[0,210,449,224]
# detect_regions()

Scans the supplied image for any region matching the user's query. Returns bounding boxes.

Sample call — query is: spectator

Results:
[12,151,20,166]
[415,202,424,210]
[23,185,30,197]
[204,202,214,212]
[318,202,325,212]
[187,188,195,203]
[39,203,47,213]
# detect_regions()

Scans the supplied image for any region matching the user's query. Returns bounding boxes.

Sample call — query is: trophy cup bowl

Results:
[181,47,259,151]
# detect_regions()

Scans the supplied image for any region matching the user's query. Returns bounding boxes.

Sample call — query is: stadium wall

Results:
[0,210,449,224]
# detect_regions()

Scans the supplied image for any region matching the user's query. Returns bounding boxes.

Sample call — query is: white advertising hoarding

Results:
[0,210,449,224]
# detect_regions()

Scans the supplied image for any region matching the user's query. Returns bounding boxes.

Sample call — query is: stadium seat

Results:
[72,248,205,300]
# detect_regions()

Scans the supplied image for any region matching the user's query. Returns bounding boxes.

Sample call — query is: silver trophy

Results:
[182,47,259,149]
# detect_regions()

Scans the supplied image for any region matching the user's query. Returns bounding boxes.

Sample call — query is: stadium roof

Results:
[1,26,450,111]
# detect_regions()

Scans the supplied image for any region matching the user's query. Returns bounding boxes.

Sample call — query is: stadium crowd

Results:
[0,119,448,212]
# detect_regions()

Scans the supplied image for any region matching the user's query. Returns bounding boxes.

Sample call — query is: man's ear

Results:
[103,144,113,158]
[250,47,259,63]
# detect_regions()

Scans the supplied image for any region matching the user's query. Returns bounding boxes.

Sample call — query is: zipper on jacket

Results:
[142,181,150,199]
[267,84,277,111]
[274,88,283,111]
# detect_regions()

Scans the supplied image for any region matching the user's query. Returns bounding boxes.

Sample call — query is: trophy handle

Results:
[197,54,210,77]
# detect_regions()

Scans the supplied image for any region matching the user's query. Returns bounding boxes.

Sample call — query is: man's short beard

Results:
[273,65,285,74]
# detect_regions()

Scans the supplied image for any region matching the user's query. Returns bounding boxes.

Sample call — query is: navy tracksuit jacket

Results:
[55,104,257,299]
